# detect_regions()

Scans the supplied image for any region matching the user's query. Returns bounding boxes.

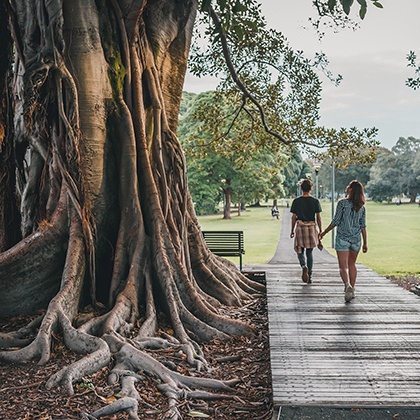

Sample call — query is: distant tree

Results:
[178,91,198,117]
[179,91,289,218]
[185,147,287,218]
[318,159,373,196]
[411,151,420,175]
[186,156,222,215]
[365,175,400,203]
[366,149,400,202]
[235,153,286,210]
[366,140,420,203]
[391,136,420,155]
[281,151,313,197]
[392,137,420,202]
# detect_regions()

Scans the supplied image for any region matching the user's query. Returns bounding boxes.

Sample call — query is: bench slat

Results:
[202,231,244,270]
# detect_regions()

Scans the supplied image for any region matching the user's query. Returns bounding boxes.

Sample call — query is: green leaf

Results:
[373,1,383,8]
[232,0,246,13]
[200,0,212,12]
[233,24,244,41]
[342,0,354,15]
[328,0,337,11]
[249,20,258,31]
[357,0,367,19]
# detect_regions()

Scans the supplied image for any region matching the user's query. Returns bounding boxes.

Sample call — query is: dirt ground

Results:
[1,275,419,420]
[388,274,420,293]
[0,296,273,420]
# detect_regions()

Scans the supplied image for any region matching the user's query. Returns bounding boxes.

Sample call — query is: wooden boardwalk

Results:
[248,209,420,410]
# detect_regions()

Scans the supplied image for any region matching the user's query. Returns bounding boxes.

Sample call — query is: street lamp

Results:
[331,160,335,248]
[313,163,321,199]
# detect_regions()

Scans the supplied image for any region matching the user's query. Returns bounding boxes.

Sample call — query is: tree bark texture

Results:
[0,0,263,417]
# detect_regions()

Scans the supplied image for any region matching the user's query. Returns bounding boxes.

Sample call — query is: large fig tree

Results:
[0,0,380,418]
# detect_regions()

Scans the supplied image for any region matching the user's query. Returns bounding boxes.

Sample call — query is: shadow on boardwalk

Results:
[247,208,420,420]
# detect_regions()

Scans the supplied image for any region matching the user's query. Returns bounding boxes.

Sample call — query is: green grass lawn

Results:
[198,201,420,277]
[197,206,281,264]
[321,201,420,277]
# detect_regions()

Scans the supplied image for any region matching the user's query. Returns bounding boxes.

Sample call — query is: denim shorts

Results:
[335,235,361,252]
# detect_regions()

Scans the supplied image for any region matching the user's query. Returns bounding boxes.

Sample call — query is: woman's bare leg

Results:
[336,250,350,286]
[348,250,359,288]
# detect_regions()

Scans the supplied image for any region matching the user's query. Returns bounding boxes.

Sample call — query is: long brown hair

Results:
[347,180,365,212]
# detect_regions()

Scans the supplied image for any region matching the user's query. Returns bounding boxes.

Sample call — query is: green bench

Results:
[202,230,245,271]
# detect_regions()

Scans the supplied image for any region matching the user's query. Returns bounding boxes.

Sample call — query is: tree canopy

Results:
[190,0,381,161]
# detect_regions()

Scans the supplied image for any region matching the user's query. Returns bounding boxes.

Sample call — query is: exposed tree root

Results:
[0,288,252,417]
[0,334,33,349]
[97,334,239,419]
[82,396,139,420]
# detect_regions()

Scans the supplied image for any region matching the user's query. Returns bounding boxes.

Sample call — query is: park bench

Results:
[202,230,245,271]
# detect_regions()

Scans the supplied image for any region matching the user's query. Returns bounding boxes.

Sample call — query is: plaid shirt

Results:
[294,221,319,253]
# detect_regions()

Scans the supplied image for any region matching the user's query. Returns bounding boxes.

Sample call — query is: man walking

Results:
[290,179,322,283]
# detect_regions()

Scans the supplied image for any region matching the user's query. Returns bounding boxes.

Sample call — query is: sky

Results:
[183,0,420,150]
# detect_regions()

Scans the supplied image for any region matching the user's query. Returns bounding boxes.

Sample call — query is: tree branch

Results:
[208,6,290,145]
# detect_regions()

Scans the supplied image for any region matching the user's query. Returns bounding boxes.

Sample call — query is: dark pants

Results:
[297,248,313,275]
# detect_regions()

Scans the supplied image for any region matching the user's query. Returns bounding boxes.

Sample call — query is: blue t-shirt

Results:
[332,199,366,243]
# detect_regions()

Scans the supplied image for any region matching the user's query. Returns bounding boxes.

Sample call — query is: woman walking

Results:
[319,180,368,302]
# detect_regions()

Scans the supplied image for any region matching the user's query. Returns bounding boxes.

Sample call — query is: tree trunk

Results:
[222,179,232,219]
[0,1,263,417]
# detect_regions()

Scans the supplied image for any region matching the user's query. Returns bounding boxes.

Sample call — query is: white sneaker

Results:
[345,285,354,302]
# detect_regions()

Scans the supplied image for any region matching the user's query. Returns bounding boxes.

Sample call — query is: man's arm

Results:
[290,213,297,238]
[316,213,322,233]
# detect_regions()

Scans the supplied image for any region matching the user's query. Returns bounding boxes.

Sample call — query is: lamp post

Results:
[331,160,335,248]
[313,163,321,199]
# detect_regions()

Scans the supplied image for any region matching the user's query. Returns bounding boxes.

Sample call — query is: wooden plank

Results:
[261,261,420,408]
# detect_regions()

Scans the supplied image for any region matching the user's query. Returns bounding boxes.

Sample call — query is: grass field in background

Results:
[198,201,420,277]
[197,206,281,264]
[311,200,420,277]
